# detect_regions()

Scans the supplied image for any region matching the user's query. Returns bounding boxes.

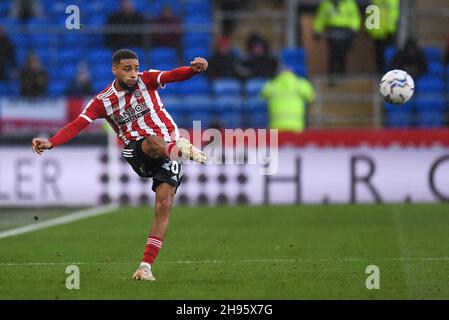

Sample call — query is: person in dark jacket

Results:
[390,37,427,80]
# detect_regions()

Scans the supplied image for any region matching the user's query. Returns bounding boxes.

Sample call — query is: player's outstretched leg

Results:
[133,183,176,281]
[141,135,207,164]
[175,138,207,164]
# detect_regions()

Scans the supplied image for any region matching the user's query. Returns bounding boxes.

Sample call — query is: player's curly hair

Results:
[112,49,138,65]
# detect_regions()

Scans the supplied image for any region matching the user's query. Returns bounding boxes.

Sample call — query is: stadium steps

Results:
[414,0,449,46]
[308,78,378,128]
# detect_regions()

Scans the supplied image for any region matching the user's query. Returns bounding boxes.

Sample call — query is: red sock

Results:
[164,142,181,160]
[142,236,163,265]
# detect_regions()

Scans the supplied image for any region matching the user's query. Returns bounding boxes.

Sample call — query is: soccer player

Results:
[31,49,208,281]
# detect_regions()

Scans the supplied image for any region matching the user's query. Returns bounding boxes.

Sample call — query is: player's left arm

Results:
[142,57,208,88]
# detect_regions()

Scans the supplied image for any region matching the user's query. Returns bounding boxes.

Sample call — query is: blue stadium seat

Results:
[215,96,244,128]
[149,47,178,65]
[60,32,89,48]
[416,76,445,93]
[184,95,214,128]
[183,47,211,62]
[384,100,415,128]
[26,18,50,28]
[185,1,213,17]
[416,112,445,128]
[127,47,145,63]
[213,78,242,96]
[86,34,105,48]
[91,65,112,80]
[94,79,111,93]
[8,82,20,97]
[245,97,268,128]
[415,94,445,111]
[16,49,33,67]
[183,95,213,112]
[245,78,268,97]
[88,49,114,64]
[58,49,83,63]
[56,64,77,81]
[85,14,105,27]
[426,62,445,77]
[415,94,445,128]
[48,82,67,96]
[0,18,22,30]
[184,14,212,26]
[159,81,180,95]
[384,45,397,70]
[30,35,52,51]
[148,1,164,17]
[34,48,53,64]
[183,33,211,50]
[175,76,211,95]
[49,1,68,15]
[10,34,31,48]
[0,2,9,16]
[150,62,178,71]
[159,95,184,125]
[0,81,19,97]
[424,46,443,63]
[0,82,8,96]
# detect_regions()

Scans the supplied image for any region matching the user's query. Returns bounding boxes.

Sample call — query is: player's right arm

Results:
[140,57,208,89]
[31,98,105,155]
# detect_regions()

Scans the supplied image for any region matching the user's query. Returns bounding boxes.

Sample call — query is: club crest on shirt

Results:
[134,89,142,98]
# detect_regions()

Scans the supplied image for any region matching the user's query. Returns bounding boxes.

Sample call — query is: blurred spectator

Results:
[0,28,17,81]
[313,0,361,78]
[365,0,400,75]
[390,37,427,80]
[208,36,240,79]
[65,62,95,97]
[261,69,316,132]
[151,5,182,50]
[105,0,146,49]
[241,33,278,78]
[9,0,43,21]
[19,53,48,98]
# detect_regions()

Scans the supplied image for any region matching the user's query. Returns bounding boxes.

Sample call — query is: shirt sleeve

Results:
[80,97,106,123]
[49,116,90,148]
[140,67,197,89]
[140,69,165,89]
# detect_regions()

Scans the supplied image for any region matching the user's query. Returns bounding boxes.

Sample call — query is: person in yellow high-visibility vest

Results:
[365,0,400,75]
[314,0,361,77]
[261,69,316,132]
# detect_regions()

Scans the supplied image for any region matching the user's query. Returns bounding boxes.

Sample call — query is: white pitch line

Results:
[0,204,119,240]
[1,257,449,266]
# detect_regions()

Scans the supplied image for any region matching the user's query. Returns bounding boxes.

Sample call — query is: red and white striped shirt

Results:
[49,66,196,148]
[82,70,178,144]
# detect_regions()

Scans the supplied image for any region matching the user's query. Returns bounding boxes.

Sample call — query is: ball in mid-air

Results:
[379,69,415,104]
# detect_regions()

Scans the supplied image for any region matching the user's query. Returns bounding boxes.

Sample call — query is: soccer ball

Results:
[379,69,415,104]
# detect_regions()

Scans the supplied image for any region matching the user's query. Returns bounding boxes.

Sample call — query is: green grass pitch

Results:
[0,204,449,299]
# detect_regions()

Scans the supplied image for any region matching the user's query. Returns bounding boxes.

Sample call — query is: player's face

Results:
[112,59,139,91]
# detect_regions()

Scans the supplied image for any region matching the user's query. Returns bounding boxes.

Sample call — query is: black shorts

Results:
[122,138,183,193]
